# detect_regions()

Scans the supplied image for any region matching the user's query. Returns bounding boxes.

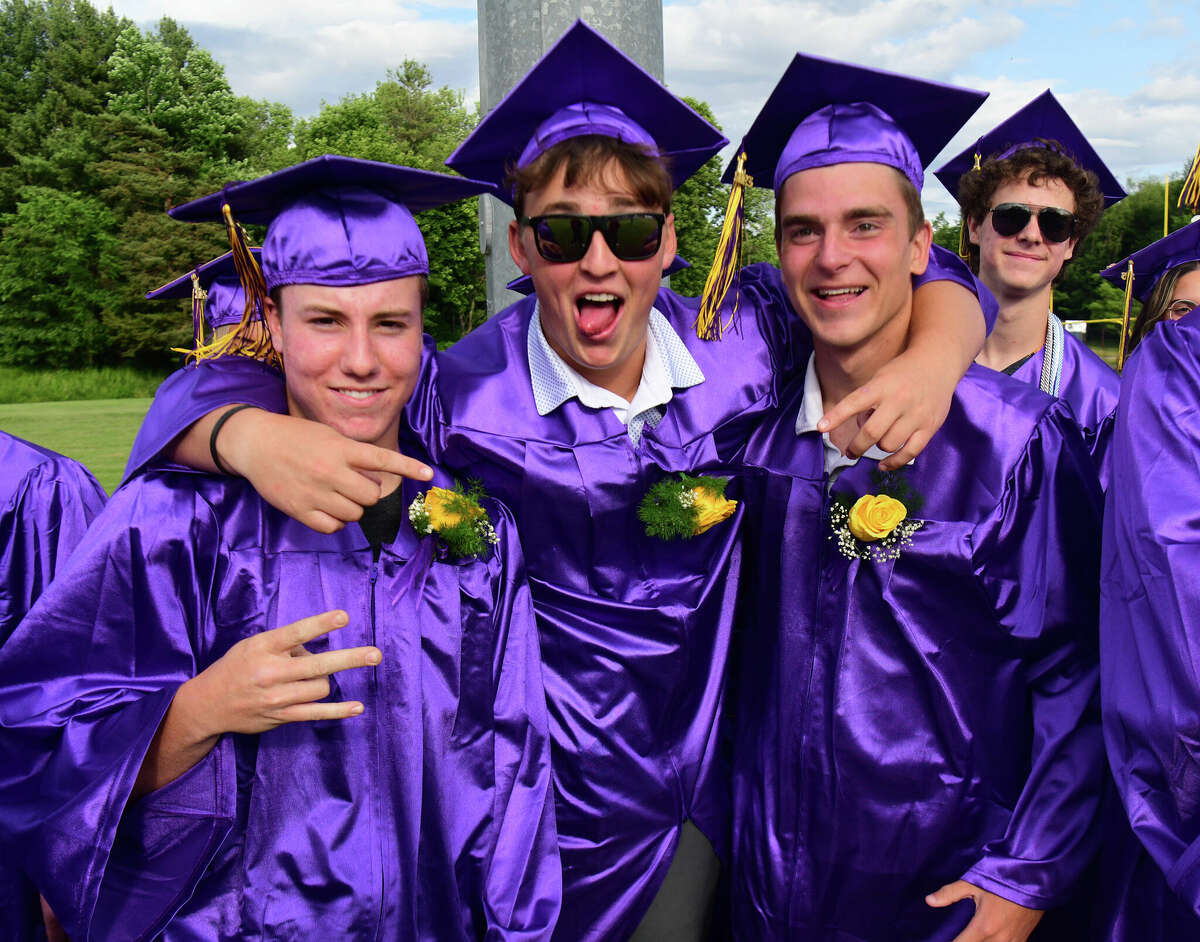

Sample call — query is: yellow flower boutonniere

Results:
[409,480,499,560]
[830,472,924,562]
[639,473,737,541]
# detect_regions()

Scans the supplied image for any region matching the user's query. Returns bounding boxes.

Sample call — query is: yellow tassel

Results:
[1117,260,1135,372]
[958,154,982,261]
[170,272,208,357]
[696,152,753,341]
[187,205,280,369]
[1179,143,1200,214]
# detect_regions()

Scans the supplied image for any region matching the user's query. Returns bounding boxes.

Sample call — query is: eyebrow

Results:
[537,195,644,214]
[780,206,895,228]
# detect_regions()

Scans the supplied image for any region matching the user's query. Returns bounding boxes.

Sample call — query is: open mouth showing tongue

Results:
[577,294,622,338]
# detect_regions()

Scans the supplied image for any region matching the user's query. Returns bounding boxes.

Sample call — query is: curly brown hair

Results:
[506,135,674,221]
[957,141,1104,269]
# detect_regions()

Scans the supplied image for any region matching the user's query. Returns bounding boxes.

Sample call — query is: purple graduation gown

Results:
[116,249,991,940]
[0,431,106,941]
[0,467,560,941]
[732,365,1105,941]
[1008,329,1119,490]
[1099,307,1200,936]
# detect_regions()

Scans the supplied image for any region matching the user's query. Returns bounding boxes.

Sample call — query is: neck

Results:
[976,280,1051,371]
[579,351,644,403]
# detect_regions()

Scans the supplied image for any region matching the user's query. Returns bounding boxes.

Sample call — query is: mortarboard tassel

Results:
[696,153,753,341]
[170,271,208,357]
[188,205,280,369]
[957,153,982,261]
[1179,143,1200,215]
[1117,259,1135,372]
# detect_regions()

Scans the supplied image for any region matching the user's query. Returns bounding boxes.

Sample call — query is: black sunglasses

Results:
[988,202,1076,244]
[519,212,666,263]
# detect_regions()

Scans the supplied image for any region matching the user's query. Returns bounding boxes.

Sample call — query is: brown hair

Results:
[507,135,673,220]
[957,141,1104,270]
[1129,260,1200,352]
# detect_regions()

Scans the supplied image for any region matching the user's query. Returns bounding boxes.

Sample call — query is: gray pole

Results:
[475,0,665,316]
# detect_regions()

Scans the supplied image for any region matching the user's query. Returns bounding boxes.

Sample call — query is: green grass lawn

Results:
[0,398,152,495]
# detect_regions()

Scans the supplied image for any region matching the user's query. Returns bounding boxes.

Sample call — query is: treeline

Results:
[0,0,765,371]
[8,0,1179,374]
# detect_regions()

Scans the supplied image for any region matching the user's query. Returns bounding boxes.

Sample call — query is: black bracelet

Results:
[209,404,256,476]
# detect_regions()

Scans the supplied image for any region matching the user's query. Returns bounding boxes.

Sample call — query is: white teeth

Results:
[581,293,619,303]
[816,287,865,298]
[338,389,376,399]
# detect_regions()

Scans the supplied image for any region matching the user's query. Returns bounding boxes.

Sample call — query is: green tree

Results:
[87,112,234,366]
[670,97,776,298]
[930,211,962,254]
[0,0,129,211]
[0,185,119,365]
[293,61,482,344]
[106,19,247,161]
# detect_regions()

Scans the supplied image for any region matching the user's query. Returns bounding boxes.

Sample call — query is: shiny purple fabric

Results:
[410,269,796,940]
[0,469,559,940]
[1008,329,1119,490]
[774,102,924,192]
[732,366,1105,940]
[117,250,990,939]
[1100,307,1200,934]
[203,276,247,329]
[0,431,106,941]
[517,102,657,169]
[262,185,427,290]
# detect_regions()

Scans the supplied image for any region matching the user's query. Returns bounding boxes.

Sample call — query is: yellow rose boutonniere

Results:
[830,473,924,562]
[847,494,908,542]
[409,480,499,560]
[639,473,737,541]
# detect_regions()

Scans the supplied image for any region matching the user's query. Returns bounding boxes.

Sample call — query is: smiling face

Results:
[509,158,676,402]
[266,277,424,451]
[775,162,931,360]
[968,173,1077,304]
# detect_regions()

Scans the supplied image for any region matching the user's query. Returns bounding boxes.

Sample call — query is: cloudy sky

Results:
[103,0,1200,214]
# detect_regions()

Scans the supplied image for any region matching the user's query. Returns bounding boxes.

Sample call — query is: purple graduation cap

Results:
[934,90,1126,208]
[505,253,691,296]
[146,249,261,338]
[1100,218,1200,303]
[170,155,494,289]
[727,53,987,193]
[167,155,493,362]
[445,19,728,203]
[698,53,986,338]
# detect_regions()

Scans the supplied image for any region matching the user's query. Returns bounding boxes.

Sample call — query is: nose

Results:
[1016,211,1043,244]
[341,322,378,378]
[579,228,619,277]
[815,230,852,272]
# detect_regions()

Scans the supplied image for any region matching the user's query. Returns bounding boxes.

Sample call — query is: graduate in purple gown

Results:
[0,161,560,940]
[0,432,106,940]
[1098,220,1200,939]
[728,54,1105,941]
[113,23,994,940]
[935,91,1123,489]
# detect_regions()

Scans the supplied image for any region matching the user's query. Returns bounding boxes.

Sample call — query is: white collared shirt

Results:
[526,305,705,444]
[794,353,904,486]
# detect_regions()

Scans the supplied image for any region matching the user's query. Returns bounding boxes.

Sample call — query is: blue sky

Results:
[106,0,1200,214]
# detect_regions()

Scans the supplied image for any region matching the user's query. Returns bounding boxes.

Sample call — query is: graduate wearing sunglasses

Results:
[115,22,995,940]
[936,91,1124,488]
